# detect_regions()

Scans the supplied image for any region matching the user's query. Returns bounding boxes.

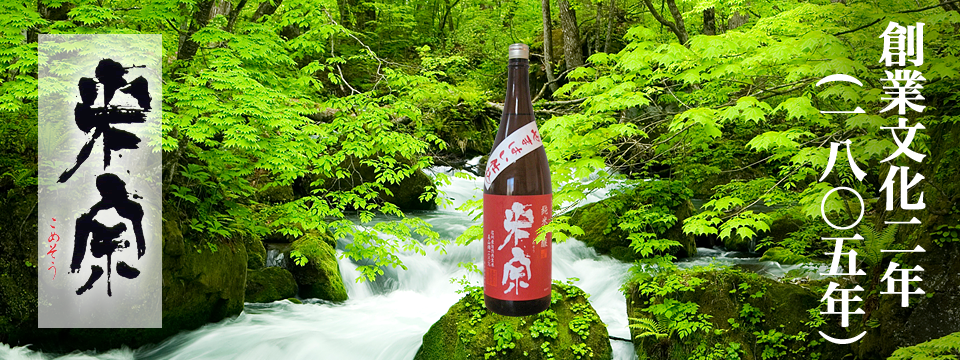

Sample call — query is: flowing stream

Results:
[1,165,818,360]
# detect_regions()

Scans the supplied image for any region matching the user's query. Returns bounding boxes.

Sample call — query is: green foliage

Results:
[485,321,523,359]
[530,310,560,340]
[691,342,744,360]
[739,303,764,326]
[888,331,960,360]
[552,0,960,263]
[631,299,713,341]
[855,222,900,269]
[931,224,960,247]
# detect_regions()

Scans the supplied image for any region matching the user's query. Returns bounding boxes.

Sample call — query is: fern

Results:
[857,222,899,269]
[888,331,960,360]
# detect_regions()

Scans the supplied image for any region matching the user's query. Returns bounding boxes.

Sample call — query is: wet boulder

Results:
[287,231,348,301]
[245,236,267,269]
[568,182,697,261]
[415,283,612,360]
[245,267,298,303]
[0,199,248,352]
[625,268,850,360]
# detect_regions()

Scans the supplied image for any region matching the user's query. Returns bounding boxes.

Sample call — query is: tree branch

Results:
[833,17,884,36]
[251,0,282,22]
[532,68,573,102]
[664,0,688,44]
[641,0,686,44]
[831,1,958,37]
[900,0,960,13]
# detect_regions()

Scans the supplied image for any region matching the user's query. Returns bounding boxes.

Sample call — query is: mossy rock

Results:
[245,267,298,303]
[288,231,348,301]
[1,199,249,351]
[851,123,960,358]
[415,283,612,360]
[722,233,754,252]
[245,236,267,269]
[286,297,303,304]
[257,183,295,204]
[625,268,850,360]
[568,182,696,261]
[759,247,809,265]
[766,211,803,244]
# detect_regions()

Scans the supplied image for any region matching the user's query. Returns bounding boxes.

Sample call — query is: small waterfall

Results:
[264,244,290,268]
[0,161,640,360]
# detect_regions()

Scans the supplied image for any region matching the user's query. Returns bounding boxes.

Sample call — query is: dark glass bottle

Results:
[483,43,552,317]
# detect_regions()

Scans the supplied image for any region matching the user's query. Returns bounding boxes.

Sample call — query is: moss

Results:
[257,183,295,204]
[245,236,267,269]
[853,124,960,359]
[568,183,696,260]
[288,231,348,301]
[245,267,298,303]
[1,200,249,351]
[759,247,809,265]
[626,268,851,360]
[722,234,753,252]
[415,283,612,360]
[286,297,302,304]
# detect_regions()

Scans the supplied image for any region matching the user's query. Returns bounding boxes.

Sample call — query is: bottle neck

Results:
[503,58,533,116]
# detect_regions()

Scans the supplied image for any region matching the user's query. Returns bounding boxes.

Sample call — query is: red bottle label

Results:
[483,193,552,301]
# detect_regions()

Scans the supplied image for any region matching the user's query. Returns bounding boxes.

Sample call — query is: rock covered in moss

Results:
[850,124,960,358]
[415,283,612,360]
[625,268,850,360]
[0,200,249,351]
[257,183,296,204]
[288,231,347,301]
[568,182,697,261]
[721,233,755,252]
[159,212,248,334]
[245,267,298,303]
[245,236,267,269]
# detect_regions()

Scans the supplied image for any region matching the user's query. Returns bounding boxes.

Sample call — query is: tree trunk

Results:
[209,0,232,19]
[438,0,461,39]
[542,0,558,93]
[728,11,750,30]
[251,0,282,22]
[604,0,615,53]
[337,0,353,29]
[664,0,688,42]
[356,0,377,32]
[940,0,960,12]
[703,7,716,35]
[177,0,217,61]
[30,2,73,43]
[227,0,248,32]
[558,0,583,69]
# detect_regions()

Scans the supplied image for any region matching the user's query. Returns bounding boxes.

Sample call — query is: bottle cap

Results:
[508,43,529,59]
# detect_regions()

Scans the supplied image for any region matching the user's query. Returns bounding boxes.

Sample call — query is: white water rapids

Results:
[1,165,816,360]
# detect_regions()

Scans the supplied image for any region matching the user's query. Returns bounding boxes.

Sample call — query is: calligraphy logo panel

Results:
[38,35,161,328]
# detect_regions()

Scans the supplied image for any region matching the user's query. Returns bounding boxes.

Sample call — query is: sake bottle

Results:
[483,43,552,316]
